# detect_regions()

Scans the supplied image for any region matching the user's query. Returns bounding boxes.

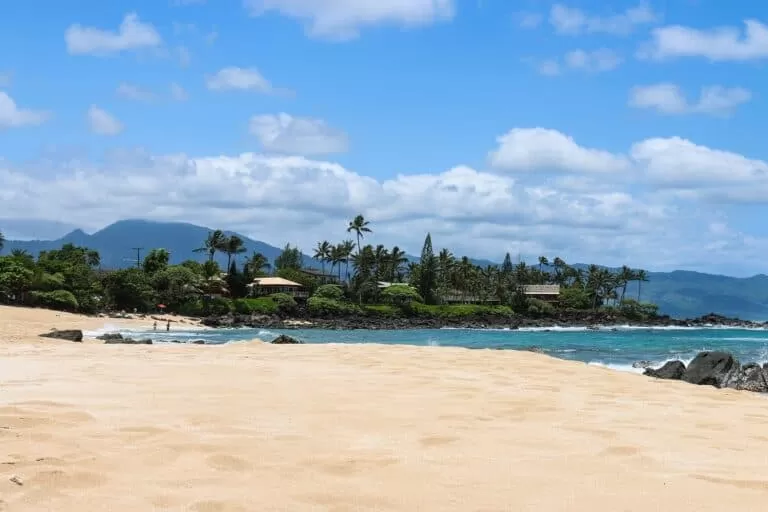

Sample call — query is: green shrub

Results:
[177,299,205,316]
[619,299,659,320]
[411,303,513,318]
[527,298,555,317]
[269,293,297,314]
[232,298,278,315]
[308,297,362,316]
[559,286,591,309]
[205,296,232,316]
[29,289,79,312]
[364,304,401,317]
[313,284,344,301]
[381,284,423,306]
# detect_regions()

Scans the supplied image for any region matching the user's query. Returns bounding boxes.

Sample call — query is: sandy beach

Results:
[1,306,768,511]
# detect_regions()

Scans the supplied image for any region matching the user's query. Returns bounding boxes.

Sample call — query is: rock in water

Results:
[38,329,83,342]
[104,337,152,345]
[271,334,303,344]
[96,333,123,341]
[644,360,686,380]
[632,360,653,369]
[682,351,739,388]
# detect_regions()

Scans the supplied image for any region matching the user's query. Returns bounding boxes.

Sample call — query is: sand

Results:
[1,306,768,511]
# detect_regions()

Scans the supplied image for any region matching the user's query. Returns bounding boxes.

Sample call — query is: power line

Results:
[131,247,144,268]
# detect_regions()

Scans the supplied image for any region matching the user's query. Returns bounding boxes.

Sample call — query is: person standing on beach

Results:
[166,320,171,332]
[153,321,157,331]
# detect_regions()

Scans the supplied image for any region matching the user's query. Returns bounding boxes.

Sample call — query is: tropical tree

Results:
[142,248,170,275]
[346,214,371,256]
[194,230,227,262]
[223,235,247,273]
[244,251,271,277]
[635,269,649,302]
[313,241,332,275]
[274,244,303,271]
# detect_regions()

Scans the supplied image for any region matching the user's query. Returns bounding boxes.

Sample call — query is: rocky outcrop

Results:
[644,352,768,393]
[39,329,83,342]
[271,334,303,344]
[681,351,739,387]
[644,360,685,380]
[96,333,152,344]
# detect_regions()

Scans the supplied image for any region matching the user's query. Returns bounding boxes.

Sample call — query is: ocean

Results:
[88,324,768,374]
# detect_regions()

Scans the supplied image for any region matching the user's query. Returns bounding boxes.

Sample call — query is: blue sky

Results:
[2,0,768,275]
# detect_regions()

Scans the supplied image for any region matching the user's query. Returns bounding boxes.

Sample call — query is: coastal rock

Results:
[644,360,686,380]
[723,363,768,393]
[271,334,303,345]
[632,360,653,369]
[96,333,123,341]
[104,337,152,345]
[682,351,739,388]
[39,329,83,342]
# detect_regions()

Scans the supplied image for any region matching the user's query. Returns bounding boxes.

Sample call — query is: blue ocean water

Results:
[90,324,768,373]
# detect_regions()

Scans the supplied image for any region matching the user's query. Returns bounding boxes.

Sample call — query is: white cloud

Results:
[87,106,123,136]
[65,13,162,56]
[0,92,49,128]
[8,128,768,270]
[170,83,189,101]
[641,20,768,61]
[249,113,349,155]
[243,0,455,40]
[489,128,630,173]
[629,84,751,116]
[550,2,657,36]
[206,67,277,93]
[177,46,191,67]
[116,83,156,102]
[564,48,622,72]
[517,12,542,29]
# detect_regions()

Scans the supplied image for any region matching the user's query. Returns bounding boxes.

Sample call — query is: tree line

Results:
[0,219,654,318]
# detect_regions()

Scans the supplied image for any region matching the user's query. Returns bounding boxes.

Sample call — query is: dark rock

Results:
[39,329,83,342]
[105,337,152,345]
[632,360,653,369]
[644,360,686,380]
[271,334,303,344]
[96,333,123,341]
[682,351,739,388]
[524,346,546,354]
[722,363,768,393]
[192,340,206,345]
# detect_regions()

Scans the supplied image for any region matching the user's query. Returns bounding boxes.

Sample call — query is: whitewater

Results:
[87,324,768,373]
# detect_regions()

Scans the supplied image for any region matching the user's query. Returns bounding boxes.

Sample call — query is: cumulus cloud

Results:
[87,106,123,135]
[249,113,349,155]
[488,128,631,173]
[170,83,189,101]
[5,128,768,270]
[538,49,622,75]
[549,2,657,36]
[629,84,751,116]
[243,0,455,40]
[116,83,156,102]
[0,92,49,128]
[206,67,280,93]
[640,20,768,61]
[65,13,162,56]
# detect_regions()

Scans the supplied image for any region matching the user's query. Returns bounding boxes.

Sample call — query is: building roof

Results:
[520,284,560,295]
[252,277,303,287]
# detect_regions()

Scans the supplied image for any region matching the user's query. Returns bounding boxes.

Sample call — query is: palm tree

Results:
[618,265,633,303]
[223,235,247,273]
[341,239,356,281]
[313,241,332,275]
[194,230,227,262]
[347,214,371,256]
[538,256,548,273]
[245,251,271,277]
[389,246,408,282]
[635,269,649,302]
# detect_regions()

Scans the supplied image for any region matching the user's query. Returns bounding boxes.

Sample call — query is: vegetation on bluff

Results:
[0,220,656,321]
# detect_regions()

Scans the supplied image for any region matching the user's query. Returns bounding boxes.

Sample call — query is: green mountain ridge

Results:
[3,219,768,320]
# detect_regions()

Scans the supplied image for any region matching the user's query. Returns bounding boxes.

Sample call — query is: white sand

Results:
[1,305,768,511]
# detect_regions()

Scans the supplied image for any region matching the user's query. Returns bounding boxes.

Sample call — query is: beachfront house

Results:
[248,277,309,299]
[520,284,561,302]
[299,268,338,285]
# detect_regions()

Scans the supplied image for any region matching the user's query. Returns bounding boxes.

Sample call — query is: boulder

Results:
[682,351,739,388]
[105,337,152,345]
[271,334,303,344]
[96,333,123,341]
[723,363,768,393]
[39,329,83,342]
[644,360,686,380]
[632,360,653,369]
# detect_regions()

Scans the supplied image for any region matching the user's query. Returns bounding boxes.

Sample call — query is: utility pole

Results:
[131,247,144,268]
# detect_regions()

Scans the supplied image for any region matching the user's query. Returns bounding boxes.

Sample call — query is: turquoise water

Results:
[94,324,768,373]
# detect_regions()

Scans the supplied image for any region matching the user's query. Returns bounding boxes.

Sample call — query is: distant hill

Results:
[2,219,319,271]
[4,219,768,320]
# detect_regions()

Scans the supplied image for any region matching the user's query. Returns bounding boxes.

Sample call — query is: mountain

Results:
[2,219,319,271]
[4,219,768,320]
